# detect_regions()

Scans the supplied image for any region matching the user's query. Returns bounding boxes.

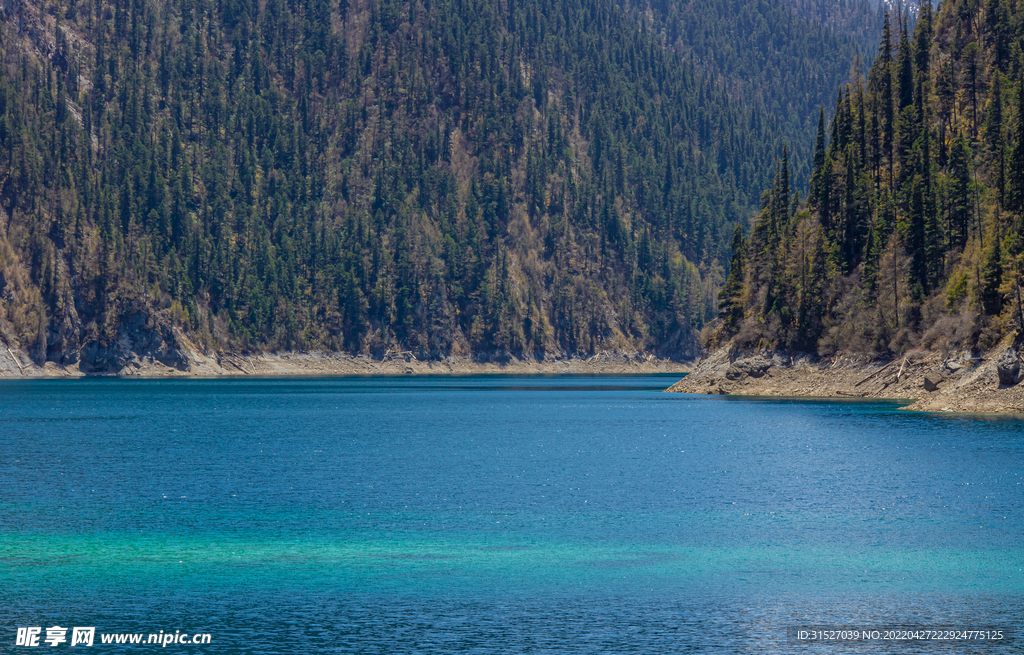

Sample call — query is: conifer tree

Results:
[711,0,1024,356]
[1009,80,1024,218]
[718,226,746,331]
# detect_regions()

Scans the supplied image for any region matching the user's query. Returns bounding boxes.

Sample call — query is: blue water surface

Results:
[1,375,1021,653]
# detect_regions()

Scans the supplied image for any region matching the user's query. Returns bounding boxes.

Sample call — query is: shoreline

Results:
[0,347,690,379]
[665,345,1024,414]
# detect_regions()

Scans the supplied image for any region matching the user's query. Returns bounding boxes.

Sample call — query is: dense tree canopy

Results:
[712,0,1024,357]
[0,0,881,367]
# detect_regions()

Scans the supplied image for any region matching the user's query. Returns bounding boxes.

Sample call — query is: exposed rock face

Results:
[46,294,82,366]
[79,312,191,374]
[725,355,772,380]
[2,292,691,377]
[667,344,1024,413]
[995,349,1020,386]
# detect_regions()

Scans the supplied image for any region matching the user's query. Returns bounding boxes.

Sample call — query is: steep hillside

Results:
[628,0,884,187]
[0,0,868,371]
[709,0,1024,358]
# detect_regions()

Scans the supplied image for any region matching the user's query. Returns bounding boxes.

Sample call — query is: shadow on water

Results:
[668,392,914,408]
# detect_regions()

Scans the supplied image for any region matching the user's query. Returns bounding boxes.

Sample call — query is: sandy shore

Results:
[665,344,1024,414]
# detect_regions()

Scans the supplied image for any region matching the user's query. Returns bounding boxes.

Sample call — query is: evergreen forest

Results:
[0,0,880,368]
[714,0,1024,357]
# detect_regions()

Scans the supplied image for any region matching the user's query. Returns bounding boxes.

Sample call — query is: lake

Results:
[1,375,1021,652]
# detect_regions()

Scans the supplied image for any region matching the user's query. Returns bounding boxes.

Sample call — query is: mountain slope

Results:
[709,0,1024,357]
[0,0,868,370]
[628,0,884,187]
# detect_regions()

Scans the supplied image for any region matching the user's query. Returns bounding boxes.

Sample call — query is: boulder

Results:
[995,349,1020,386]
[725,355,771,380]
[922,376,938,392]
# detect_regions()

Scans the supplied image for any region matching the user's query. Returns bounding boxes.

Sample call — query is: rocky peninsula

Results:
[666,343,1024,414]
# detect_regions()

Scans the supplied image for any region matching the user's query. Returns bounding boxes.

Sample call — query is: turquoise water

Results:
[1,376,1021,652]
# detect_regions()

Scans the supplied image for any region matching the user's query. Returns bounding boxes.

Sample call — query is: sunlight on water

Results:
[1,376,1022,652]
[3,528,1022,595]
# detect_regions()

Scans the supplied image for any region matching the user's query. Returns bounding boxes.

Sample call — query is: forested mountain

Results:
[0,0,875,370]
[627,0,884,186]
[713,0,1024,356]
[783,0,887,37]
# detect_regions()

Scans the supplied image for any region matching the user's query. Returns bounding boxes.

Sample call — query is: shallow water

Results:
[1,376,1021,652]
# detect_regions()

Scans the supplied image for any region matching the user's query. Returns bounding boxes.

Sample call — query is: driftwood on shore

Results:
[853,359,900,388]
[7,347,25,375]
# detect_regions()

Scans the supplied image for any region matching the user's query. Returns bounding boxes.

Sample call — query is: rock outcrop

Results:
[78,313,192,373]
[995,349,1020,387]
[46,294,82,367]
[667,342,1024,413]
